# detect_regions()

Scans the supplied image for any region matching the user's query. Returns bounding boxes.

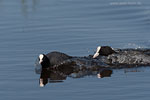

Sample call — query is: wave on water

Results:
[123,43,148,49]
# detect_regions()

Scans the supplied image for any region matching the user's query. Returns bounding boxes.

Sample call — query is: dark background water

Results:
[0,0,150,99]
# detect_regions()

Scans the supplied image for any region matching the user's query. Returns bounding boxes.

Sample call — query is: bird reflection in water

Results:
[36,66,113,87]
[39,69,67,87]
[97,69,113,78]
[36,65,146,87]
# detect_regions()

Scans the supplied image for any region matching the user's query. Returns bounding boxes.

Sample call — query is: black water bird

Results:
[38,52,72,68]
[93,46,150,66]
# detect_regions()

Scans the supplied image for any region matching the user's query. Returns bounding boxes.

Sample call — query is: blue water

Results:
[0,0,150,99]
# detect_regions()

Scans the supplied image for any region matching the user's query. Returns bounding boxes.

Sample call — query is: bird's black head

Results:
[39,54,50,69]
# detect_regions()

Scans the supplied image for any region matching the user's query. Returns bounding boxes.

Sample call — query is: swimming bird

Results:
[38,51,72,68]
[93,46,150,66]
[37,51,106,71]
[93,46,116,58]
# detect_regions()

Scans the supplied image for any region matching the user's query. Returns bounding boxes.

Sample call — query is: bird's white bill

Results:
[93,52,99,58]
[39,54,44,64]
[97,74,101,78]
[39,79,44,87]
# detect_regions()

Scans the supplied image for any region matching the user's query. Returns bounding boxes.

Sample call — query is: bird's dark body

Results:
[98,49,150,67]
[46,51,72,66]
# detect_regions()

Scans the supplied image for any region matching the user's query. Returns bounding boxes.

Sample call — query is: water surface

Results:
[0,0,150,100]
